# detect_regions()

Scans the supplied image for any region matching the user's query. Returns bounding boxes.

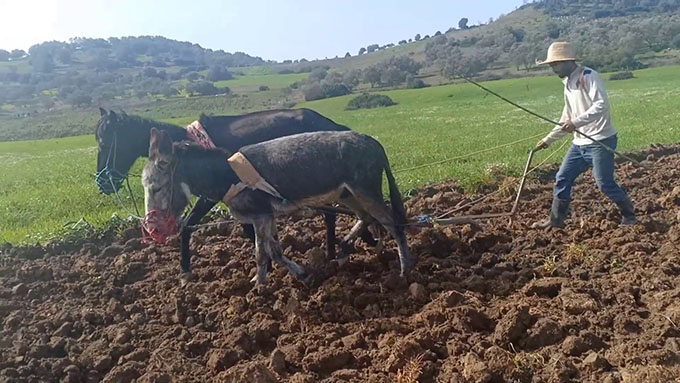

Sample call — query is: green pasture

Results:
[214,72,308,92]
[1,65,679,244]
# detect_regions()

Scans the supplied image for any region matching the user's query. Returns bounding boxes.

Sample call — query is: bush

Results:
[406,77,427,89]
[609,71,635,81]
[321,83,350,98]
[206,65,233,81]
[673,33,680,49]
[346,93,396,110]
[185,81,229,96]
[303,83,325,101]
[258,85,270,91]
[303,82,350,101]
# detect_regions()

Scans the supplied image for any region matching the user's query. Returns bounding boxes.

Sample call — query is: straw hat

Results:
[537,42,577,65]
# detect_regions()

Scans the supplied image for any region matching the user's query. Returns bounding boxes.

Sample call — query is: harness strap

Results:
[222,152,287,205]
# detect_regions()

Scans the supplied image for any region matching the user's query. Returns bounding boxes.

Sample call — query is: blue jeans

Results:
[553,135,629,203]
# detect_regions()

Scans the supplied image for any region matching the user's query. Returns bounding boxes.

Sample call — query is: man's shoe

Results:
[531,198,570,229]
[615,198,637,226]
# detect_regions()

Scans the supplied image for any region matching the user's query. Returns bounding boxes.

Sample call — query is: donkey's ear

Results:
[150,128,173,158]
[149,128,162,156]
[158,130,173,155]
[99,107,108,117]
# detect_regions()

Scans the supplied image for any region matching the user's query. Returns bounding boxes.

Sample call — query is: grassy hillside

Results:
[2,65,679,244]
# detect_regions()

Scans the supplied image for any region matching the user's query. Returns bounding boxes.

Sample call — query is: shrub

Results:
[321,83,350,98]
[346,93,396,110]
[406,77,427,89]
[609,71,635,81]
[258,85,270,91]
[206,65,233,81]
[303,83,324,101]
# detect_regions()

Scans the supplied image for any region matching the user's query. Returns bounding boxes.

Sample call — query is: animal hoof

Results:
[400,259,417,276]
[336,256,349,268]
[180,272,193,287]
[301,273,316,288]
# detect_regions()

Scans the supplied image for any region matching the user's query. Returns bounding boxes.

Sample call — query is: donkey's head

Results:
[141,128,191,243]
[95,108,148,194]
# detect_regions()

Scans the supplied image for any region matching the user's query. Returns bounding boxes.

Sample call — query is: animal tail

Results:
[383,155,408,226]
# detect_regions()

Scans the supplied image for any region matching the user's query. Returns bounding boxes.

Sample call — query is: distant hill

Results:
[1,0,679,141]
[535,0,680,18]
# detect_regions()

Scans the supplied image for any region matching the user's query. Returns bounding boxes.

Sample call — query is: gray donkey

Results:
[142,128,414,286]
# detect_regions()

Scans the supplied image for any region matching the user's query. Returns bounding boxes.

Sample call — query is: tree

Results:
[206,65,233,81]
[0,50,9,61]
[435,31,442,36]
[363,66,382,88]
[358,47,366,55]
[30,52,55,73]
[344,52,351,58]
[458,17,469,29]
[399,40,407,45]
[185,81,222,96]
[367,44,379,53]
[67,92,92,107]
[10,49,26,59]
[303,83,324,101]
[309,67,328,82]
[57,48,73,64]
[381,66,405,86]
[415,34,422,41]
[342,69,362,89]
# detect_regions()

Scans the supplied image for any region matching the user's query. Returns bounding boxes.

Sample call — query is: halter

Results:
[95,132,142,217]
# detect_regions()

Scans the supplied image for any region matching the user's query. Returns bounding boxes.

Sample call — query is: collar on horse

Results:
[223,152,287,205]
[184,120,287,205]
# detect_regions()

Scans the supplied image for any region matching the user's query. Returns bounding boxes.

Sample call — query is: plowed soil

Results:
[2,144,680,383]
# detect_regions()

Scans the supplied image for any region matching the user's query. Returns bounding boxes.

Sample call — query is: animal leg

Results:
[243,222,273,275]
[323,212,337,259]
[347,188,415,276]
[254,217,311,285]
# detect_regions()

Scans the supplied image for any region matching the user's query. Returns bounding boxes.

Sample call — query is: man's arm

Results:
[537,101,570,149]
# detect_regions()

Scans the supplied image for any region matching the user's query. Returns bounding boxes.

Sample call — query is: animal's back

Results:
[200,109,350,152]
[239,131,387,200]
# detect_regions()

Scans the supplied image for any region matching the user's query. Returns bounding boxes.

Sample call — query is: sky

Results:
[0,0,527,62]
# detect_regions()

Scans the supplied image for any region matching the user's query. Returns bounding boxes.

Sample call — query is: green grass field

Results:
[1,65,679,244]
[215,72,308,92]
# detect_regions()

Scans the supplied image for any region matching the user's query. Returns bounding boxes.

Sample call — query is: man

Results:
[531,42,636,229]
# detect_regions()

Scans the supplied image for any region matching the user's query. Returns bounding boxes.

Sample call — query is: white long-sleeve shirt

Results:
[542,66,617,146]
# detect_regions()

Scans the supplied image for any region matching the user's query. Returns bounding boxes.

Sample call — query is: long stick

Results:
[510,148,535,216]
[461,76,646,167]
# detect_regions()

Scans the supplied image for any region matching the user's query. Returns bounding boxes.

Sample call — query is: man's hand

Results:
[535,140,548,151]
[561,120,576,133]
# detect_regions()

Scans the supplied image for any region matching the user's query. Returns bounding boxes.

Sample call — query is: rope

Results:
[435,140,568,220]
[393,131,546,174]
[125,177,141,216]
[110,175,144,220]
[461,76,646,168]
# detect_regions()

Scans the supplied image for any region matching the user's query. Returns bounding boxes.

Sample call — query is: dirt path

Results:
[1,144,680,383]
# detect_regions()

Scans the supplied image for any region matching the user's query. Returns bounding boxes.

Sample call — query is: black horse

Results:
[142,128,414,284]
[95,108,374,261]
